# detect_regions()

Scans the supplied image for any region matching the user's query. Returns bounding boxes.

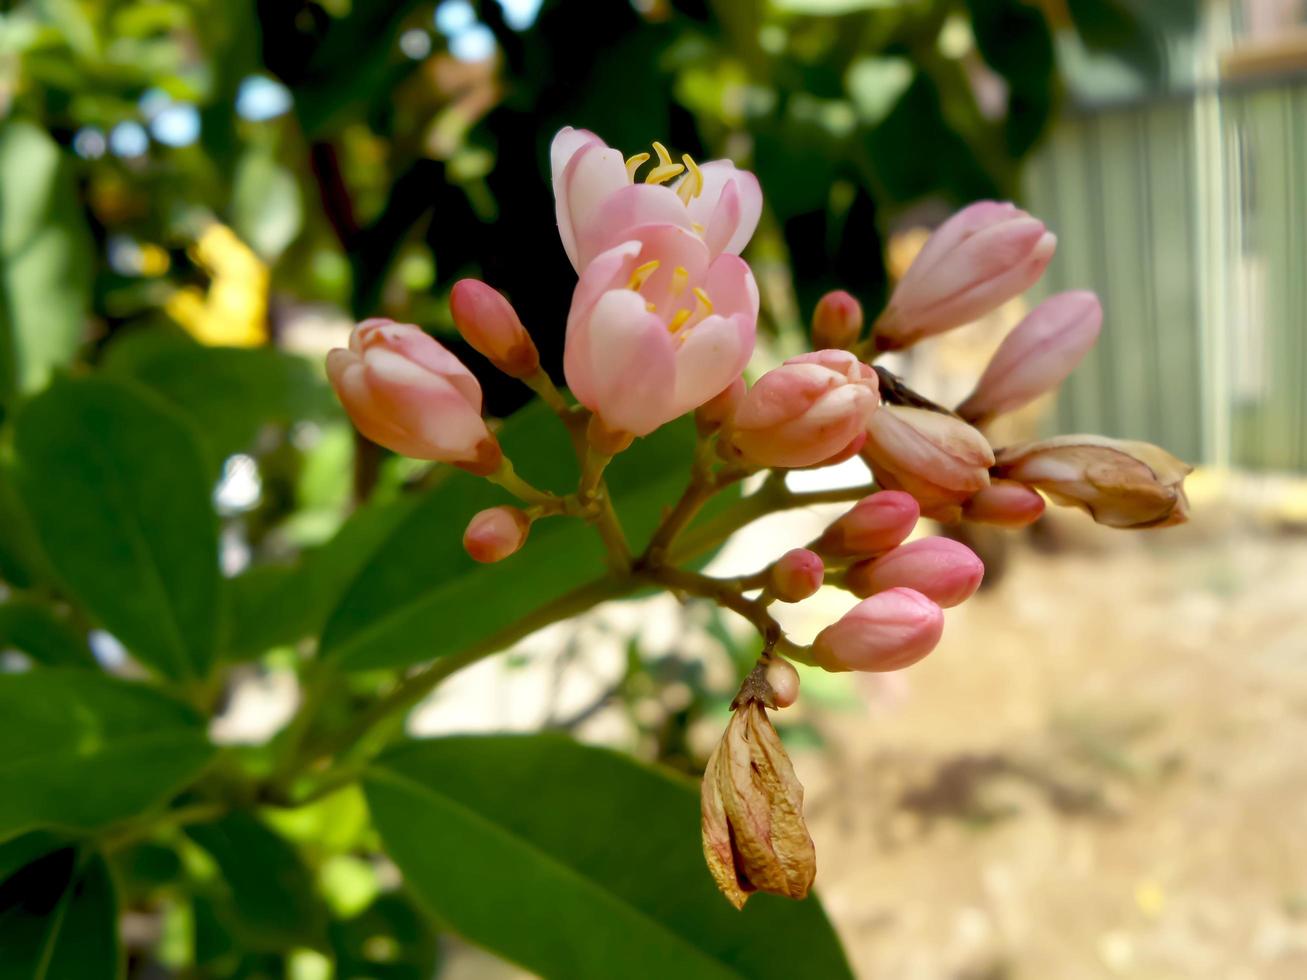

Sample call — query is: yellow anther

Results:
[625,152,650,180]
[652,141,674,166]
[691,221,706,235]
[693,287,714,317]
[644,140,685,185]
[676,154,704,204]
[667,308,692,332]
[670,265,689,296]
[628,259,660,291]
[646,302,657,313]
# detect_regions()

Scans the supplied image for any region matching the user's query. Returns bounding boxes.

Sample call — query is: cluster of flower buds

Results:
[324,126,1193,911]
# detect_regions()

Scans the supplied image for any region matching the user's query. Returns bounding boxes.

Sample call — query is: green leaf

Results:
[328,892,439,980]
[0,463,54,589]
[0,598,95,668]
[0,670,214,843]
[102,328,337,467]
[13,377,221,681]
[366,736,852,979]
[0,118,93,407]
[321,405,733,671]
[231,150,304,262]
[186,811,327,951]
[965,0,1058,156]
[0,850,120,980]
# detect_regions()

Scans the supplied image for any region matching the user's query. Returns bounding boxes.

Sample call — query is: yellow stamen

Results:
[646,302,657,312]
[691,221,706,235]
[676,154,704,204]
[628,259,660,291]
[670,265,689,296]
[693,287,714,317]
[625,152,650,180]
[644,140,685,185]
[668,308,692,332]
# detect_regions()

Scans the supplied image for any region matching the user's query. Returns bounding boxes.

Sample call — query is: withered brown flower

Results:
[701,664,816,909]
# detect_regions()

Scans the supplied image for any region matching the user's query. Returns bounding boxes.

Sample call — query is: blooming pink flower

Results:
[564,224,758,437]
[811,290,863,350]
[957,291,1102,424]
[861,406,994,522]
[844,538,984,608]
[769,548,825,603]
[326,319,500,474]
[811,588,944,672]
[728,350,879,468]
[963,480,1046,528]
[815,491,920,557]
[450,279,540,379]
[875,202,1056,351]
[551,127,762,273]
[463,505,531,563]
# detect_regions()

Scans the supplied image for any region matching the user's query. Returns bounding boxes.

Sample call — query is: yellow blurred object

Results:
[1134,879,1166,918]
[165,223,269,348]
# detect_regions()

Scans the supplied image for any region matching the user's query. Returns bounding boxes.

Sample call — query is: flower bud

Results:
[957,291,1102,424]
[860,405,994,523]
[768,548,824,603]
[462,506,531,563]
[874,202,1056,351]
[993,436,1192,529]
[765,658,801,709]
[810,588,944,672]
[326,319,501,474]
[701,697,815,908]
[815,490,920,557]
[728,350,879,469]
[811,290,863,350]
[963,479,1046,528]
[450,279,541,379]
[695,376,745,434]
[844,538,984,608]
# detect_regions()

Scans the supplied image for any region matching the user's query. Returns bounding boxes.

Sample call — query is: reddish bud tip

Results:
[811,290,863,350]
[768,548,825,603]
[463,505,531,563]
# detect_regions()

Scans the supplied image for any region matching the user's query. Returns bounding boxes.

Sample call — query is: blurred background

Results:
[1,0,1305,977]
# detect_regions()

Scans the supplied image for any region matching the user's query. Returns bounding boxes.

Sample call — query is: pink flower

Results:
[815,491,920,557]
[861,406,994,523]
[450,279,540,379]
[874,202,1056,351]
[844,538,984,608]
[811,290,863,350]
[326,319,500,474]
[811,588,945,672]
[963,480,1046,528]
[957,291,1102,424]
[564,225,758,437]
[551,127,762,273]
[695,376,746,434]
[463,506,531,563]
[768,549,825,603]
[728,350,879,468]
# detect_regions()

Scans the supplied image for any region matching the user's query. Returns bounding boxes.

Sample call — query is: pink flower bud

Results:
[462,505,531,563]
[874,202,1056,351]
[993,436,1192,529]
[860,405,994,523]
[768,548,825,603]
[811,588,945,672]
[765,658,800,708]
[816,491,920,557]
[728,350,879,468]
[696,376,746,434]
[811,290,863,350]
[450,279,540,379]
[963,479,1046,528]
[844,538,984,608]
[957,291,1102,424]
[326,319,501,474]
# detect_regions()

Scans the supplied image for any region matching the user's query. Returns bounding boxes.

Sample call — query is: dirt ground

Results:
[797,484,1307,979]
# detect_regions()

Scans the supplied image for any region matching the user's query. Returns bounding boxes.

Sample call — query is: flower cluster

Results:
[326,127,1192,908]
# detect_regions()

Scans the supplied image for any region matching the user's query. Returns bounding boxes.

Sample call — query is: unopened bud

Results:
[810,588,944,672]
[768,549,824,603]
[462,505,531,563]
[964,479,1046,528]
[844,538,984,608]
[815,490,920,557]
[765,658,801,709]
[450,279,540,379]
[811,290,863,350]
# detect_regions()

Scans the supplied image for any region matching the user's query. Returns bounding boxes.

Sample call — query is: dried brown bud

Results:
[701,674,816,909]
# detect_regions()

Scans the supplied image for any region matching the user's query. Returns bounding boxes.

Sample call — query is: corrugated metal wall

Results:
[1024,78,1307,472]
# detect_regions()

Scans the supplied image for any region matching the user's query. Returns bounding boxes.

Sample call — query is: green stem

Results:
[487,458,560,508]
[101,800,230,854]
[643,566,788,653]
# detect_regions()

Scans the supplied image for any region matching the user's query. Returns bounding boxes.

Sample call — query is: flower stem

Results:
[487,458,560,508]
